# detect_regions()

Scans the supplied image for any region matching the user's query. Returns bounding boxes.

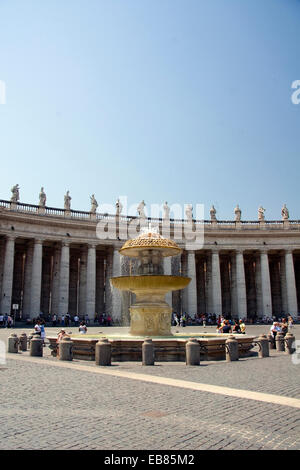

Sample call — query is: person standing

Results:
[281,318,288,336]
[270,322,281,343]
[34,319,42,336]
[52,314,57,327]
[288,316,294,330]
[65,313,70,327]
[40,319,46,345]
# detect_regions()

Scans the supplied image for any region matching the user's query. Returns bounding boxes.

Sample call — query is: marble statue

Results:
[163,201,170,220]
[210,205,217,221]
[258,206,265,221]
[185,204,193,221]
[234,204,241,222]
[39,187,46,207]
[90,194,98,214]
[281,204,289,220]
[64,191,71,211]
[137,200,146,219]
[116,198,123,216]
[10,184,20,203]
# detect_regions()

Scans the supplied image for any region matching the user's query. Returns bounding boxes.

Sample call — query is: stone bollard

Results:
[284,333,296,355]
[257,334,269,358]
[185,338,200,366]
[95,338,111,366]
[19,333,28,352]
[275,333,285,352]
[59,337,73,361]
[267,333,275,350]
[225,335,239,362]
[27,331,35,348]
[7,333,19,353]
[30,333,43,357]
[142,338,155,366]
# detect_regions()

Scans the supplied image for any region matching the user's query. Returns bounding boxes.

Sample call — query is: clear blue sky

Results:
[0,0,299,220]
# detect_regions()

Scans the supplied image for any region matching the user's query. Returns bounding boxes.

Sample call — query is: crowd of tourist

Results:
[171,312,296,335]
[1,309,298,334]
[0,314,14,328]
[269,316,294,342]
[27,312,114,328]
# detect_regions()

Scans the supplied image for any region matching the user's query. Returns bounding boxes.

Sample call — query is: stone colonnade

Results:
[0,237,124,321]
[183,249,299,319]
[0,236,299,320]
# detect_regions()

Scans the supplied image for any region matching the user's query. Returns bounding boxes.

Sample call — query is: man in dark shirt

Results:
[222,320,232,334]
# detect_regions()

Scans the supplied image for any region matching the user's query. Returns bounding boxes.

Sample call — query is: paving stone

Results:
[0,325,299,450]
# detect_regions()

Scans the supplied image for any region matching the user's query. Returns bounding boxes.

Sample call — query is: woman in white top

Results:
[79,322,87,334]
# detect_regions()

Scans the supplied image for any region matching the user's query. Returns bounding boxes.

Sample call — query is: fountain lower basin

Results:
[47,331,256,362]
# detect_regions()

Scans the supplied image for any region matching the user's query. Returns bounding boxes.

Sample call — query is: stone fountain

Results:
[48,227,256,361]
[110,226,190,336]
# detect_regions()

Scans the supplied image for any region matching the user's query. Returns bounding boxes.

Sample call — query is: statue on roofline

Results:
[64,191,71,211]
[10,184,20,203]
[39,187,46,207]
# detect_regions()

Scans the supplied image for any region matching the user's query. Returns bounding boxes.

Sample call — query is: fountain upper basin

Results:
[111,275,191,294]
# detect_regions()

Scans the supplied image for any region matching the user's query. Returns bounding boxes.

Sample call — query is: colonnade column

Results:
[22,241,33,317]
[78,247,87,316]
[0,236,15,314]
[285,249,298,318]
[235,250,247,319]
[59,241,70,315]
[255,255,263,317]
[111,248,122,321]
[51,246,61,315]
[86,244,96,320]
[230,254,237,317]
[280,254,288,315]
[260,250,272,317]
[211,250,222,315]
[105,248,113,315]
[0,239,5,300]
[163,256,172,310]
[30,239,43,317]
[96,254,105,316]
[186,250,197,315]
[120,255,131,325]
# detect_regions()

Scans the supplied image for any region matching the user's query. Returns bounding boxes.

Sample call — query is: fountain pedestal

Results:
[130,303,172,336]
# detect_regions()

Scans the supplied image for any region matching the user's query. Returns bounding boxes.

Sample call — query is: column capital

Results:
[33,238,44,245]
[235,248,244,255]
[211,248,220,255]
[284,248,294,255]
[5,235,16,242]
[87,243,97,250]
[61,240,71,247]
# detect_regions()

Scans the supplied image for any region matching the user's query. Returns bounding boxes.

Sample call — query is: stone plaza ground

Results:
[0,325,300,451]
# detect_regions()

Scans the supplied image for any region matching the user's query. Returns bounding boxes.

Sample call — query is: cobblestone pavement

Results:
[0,325,299,450]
